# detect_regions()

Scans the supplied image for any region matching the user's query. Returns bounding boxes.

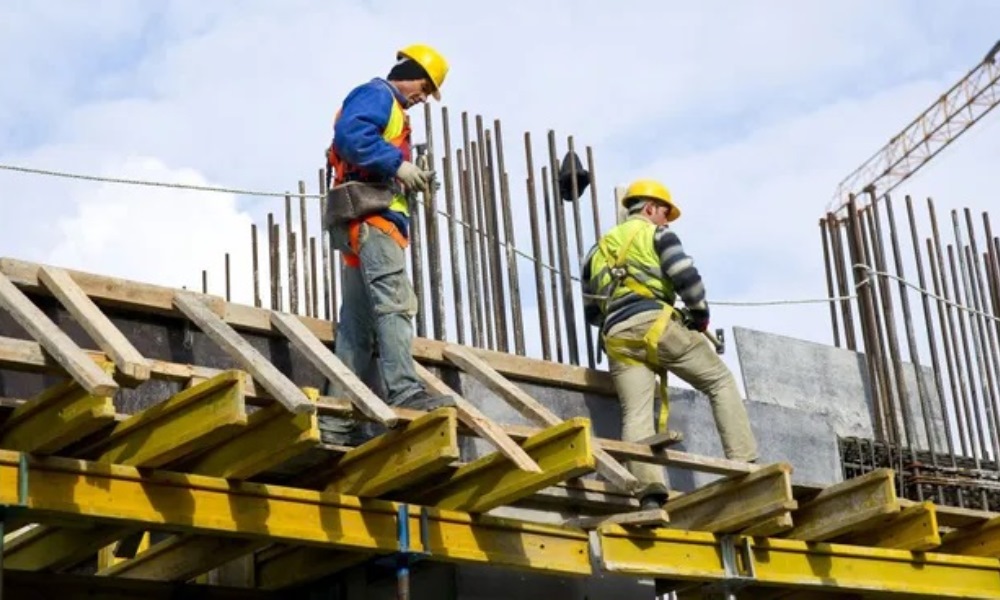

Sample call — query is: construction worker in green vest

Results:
[581,179,758,509]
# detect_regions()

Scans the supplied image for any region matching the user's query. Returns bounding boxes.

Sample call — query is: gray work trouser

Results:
[606,311,758,493]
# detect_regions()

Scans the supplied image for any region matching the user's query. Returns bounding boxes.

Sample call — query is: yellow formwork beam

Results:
[415,417,596,513]
[86,370,248,468]
[840,501,940,551]
[325,407,460,497]
[0,450,591,576]
[254,546,371,590]
[783,468,899,542]
[186,387,320,479]
[940,513,1000,557]
[3,523,136,571]
[99,535,269,581]
[599,527,1000,599]
[0,365,116,454]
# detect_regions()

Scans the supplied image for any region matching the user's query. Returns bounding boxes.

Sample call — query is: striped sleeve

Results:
[580,244,603,327]
[653,226,707,310]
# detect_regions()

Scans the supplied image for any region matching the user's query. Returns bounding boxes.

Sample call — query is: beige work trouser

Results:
[606,311,759,492]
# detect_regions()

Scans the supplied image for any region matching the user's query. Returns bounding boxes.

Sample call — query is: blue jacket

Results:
[332,78,408,180]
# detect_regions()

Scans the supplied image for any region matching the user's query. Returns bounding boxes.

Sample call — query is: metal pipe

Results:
[567,136,596,369]
[458,149,483,348]
[820,217,841,347]
[298,181,312,318]
[441,106,465,345]
[422,104,446,342]
[542,166,565,363]
[885,195,938,500]
[251,223,261,308]
[495,119,525,356]
[524,132,552,361]
[286,193,298,314]
[470,139,495,349]
[929,198,974,458]
[482,125,509,351]
[547,130,580,365]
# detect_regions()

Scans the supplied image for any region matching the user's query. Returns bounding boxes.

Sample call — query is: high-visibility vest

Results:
[326,92,411,217]
[587,216,676,315]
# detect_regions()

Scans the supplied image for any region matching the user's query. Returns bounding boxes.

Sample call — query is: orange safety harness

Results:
[342,215,409,268]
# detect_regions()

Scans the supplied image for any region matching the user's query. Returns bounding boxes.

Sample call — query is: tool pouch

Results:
[324,182,395,228]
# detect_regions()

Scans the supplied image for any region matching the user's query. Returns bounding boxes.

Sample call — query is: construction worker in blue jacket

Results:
[322,44,453,445]
[582,179,758,508]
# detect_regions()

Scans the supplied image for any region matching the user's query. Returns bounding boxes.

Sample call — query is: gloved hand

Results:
[396,161,432,192]
[686,307,710,333]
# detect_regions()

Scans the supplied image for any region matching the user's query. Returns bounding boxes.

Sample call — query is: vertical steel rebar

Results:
[470,139,495,349]
[441,107,465,345]
[542,166,565,363]
[820,218,841,347]
[285,194,298,314]
[317,168,334,322]
[828,214,858,350]
[458,149,483,348]
[524,132,552,361]
[567,137,595,369]
[482,125,509,351]
[298,181,312,318]
[861,205,899,445]
[547,130,579,365]
[224,253,231,303]
[251,223,261,308]
[586,145,602,239]
[495,119,525,356]
[309,237,319,318]
[461,113,485,347]
[268,213,279,310]
[201,269,208,294]
[409,145,427,339]
[423,104,446,342]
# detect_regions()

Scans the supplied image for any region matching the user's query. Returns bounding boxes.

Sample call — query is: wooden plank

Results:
[567,509,669,530]
[82,370,248,468]
[839,501,940,551]
[783,468,899,542]
[0,370,116,454]
[443,344,640,492]
[324,407,460,497]
[269,310,397,427]
[664,463,797,533]
[185,387,319,479]
[2,257,617,395]
[636,430,684,448]
[38,265,152,382]
[414,418,595,513]
[415,361,542,473]
[939,513,1000,557]
[0,270,118,396]
[173,292,314,415]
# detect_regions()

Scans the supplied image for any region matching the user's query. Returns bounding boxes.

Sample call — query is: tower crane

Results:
[831,38,1000,213]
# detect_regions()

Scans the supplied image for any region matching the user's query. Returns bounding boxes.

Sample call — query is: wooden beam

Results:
[664,463,797,533]
[324,407,460,497]
[566,509,669,530]
[0,270,118,396]
[414,417,596,513]
[38,265,152,382]
[0,372,116,454]
[839,501,940,551]
[636,430,684,449]
[0,257,616,395]
[173,292,314,415]
[443,344,640,493]
[940,513,1000,557]
[184,387,319,479]
[80,370,248,468]
[415,361,542,473]
[269,310,397,427]
[783,469,899,542]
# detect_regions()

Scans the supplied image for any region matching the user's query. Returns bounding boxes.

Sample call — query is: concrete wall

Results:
[734,326,946,452]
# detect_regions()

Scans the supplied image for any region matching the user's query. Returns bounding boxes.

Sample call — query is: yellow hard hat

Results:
[397,43,449,100]
[621,179,681,221]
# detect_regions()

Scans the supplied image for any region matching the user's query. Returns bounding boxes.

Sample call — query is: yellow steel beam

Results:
[0,366,116,454]
[325,407,460,497]
[99,535,270,581]
[0,450,591,576]
[599,527,1000,598]
[839,501,940,551]
[414,417,596,513]
[254,546,371,590]
[82,369,248,468]
[185,387,319,479]
[940,513,1000,557]
[3,523,137,571]
[783,468,899,542]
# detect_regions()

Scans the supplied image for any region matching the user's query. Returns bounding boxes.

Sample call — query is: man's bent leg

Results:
[356,226,425,405]
[609,343,668,499]
[656,322,758,462]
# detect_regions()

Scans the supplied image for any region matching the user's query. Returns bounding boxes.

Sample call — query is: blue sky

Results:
[1,1,999,388]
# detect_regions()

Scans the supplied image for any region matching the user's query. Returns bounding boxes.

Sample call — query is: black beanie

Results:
[388,58,430,82]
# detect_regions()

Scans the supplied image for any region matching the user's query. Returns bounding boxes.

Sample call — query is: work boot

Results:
[399,390,457,412]
[637,482,669,511]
